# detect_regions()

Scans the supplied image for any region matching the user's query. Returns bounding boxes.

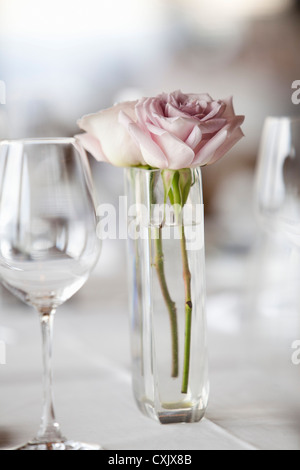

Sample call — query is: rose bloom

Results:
[77,90,244,170]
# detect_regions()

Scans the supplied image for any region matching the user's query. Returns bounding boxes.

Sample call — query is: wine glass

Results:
[0,138,101,450]
[255,116,300,245]
[253,117,300,323]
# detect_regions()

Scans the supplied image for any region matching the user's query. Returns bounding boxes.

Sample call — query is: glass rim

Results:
[0,137,77,146]
[126,166,201,173]
[264,116,300,124]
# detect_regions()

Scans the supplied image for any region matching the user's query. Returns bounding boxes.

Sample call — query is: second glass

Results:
[255,116,300,245]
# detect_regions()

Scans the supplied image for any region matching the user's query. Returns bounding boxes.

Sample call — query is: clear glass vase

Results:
[125,167,209,424]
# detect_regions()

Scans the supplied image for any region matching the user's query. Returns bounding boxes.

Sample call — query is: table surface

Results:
[0,239,300,451]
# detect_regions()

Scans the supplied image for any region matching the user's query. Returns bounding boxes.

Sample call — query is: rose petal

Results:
[199,118,227,134]
[192,114,245,167]
[192,129,228,167]
[75,132,109,162]
[146,125,195,170]
[124,121,169,169]
[208,116,245,165]
[201,101,225,122]
[149,99,165,125]
[170,90,187,102]
[165,102,189,119]
[185,125,202,149]
[221,96,235,119]
[77,101,143,167]
[151,116,198,141]
[135,98,154,132]
[188,93,213,102]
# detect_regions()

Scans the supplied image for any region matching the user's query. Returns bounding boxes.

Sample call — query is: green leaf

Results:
[168,188,175,206]
[178,169,192,207]
[161,170,177,205]
[161,169,192,209]
[171,171,181,206]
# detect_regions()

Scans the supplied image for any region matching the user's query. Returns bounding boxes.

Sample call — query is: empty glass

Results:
[253,117,300,325]
[0,138,101,450]
[255,117,300,245]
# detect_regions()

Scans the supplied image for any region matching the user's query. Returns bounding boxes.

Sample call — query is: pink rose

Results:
[77,90,244,169]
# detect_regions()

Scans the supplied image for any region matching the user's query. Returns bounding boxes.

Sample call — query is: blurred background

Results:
[1,1,300,450]
[0,0,300,329]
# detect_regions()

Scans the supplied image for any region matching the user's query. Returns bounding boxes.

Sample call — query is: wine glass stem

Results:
[35,308,64,443]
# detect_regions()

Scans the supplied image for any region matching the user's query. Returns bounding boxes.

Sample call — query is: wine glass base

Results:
[16,440,103,451]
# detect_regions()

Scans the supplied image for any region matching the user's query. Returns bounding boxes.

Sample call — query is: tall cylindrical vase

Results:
[125,167,209,424]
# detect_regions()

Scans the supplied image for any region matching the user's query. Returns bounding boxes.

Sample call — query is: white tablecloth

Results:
[0,243,299,451]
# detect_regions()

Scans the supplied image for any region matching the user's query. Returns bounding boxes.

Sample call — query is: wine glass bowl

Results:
[0,138,101,450]
[0,138,99,309]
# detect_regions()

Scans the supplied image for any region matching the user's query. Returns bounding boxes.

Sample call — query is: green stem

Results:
[180,225,192,394]
[170,171,193,393]
[154,228,179,378]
